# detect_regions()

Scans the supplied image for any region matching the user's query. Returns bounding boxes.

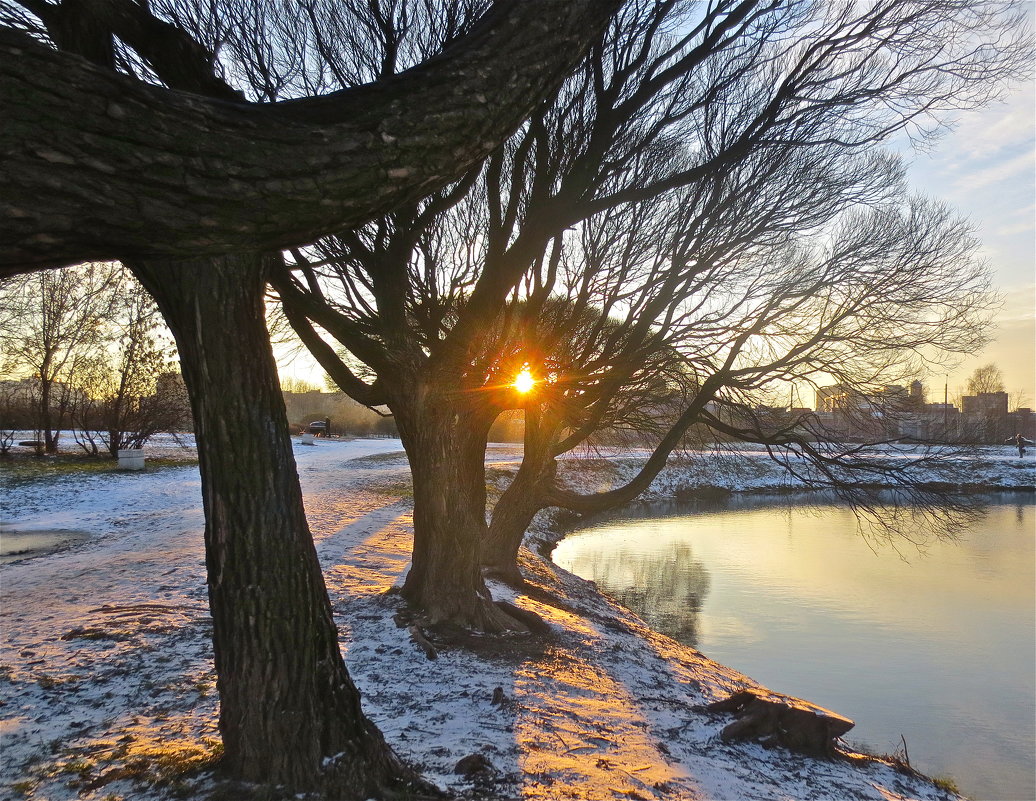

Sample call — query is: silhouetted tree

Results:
[1,0,621,793]
[0,263,121,452]
[966,363,1006,395]
[69,277,191,456]
[278,0,1029,609]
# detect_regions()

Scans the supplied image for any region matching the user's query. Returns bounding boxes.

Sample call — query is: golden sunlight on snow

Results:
[514,648,694,799]
[512,594,598,639]
[328,508,415,596]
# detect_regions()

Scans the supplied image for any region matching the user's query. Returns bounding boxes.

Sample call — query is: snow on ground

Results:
[2,438,1030,800]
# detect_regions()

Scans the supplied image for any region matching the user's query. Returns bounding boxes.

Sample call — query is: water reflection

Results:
[569,542,710,647]
[553,492,1036,801]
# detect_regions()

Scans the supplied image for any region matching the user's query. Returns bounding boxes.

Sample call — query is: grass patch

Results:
[59,758,97,779]
[348,450,408,465]
[373,477,413,499]
[932,775,960,795]
[57,735,223,794]
[10,779,37,796]
[0,454,197,487]
[36,672,80,690]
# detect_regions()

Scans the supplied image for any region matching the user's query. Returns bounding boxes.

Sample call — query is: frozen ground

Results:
[2,437,1030,800]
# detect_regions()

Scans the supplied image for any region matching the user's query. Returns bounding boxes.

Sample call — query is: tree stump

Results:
[706,689,854,757]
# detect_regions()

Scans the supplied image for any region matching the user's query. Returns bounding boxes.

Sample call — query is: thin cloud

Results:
[952,148,1035,193]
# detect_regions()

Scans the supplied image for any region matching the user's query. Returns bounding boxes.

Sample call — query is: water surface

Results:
[553,493,1035,801]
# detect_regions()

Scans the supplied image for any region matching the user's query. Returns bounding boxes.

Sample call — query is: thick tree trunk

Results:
[393,391,519,631]
[481,466,553,585]
[131,254,425,796]
[481,409,560,584]
[0,1,621,274]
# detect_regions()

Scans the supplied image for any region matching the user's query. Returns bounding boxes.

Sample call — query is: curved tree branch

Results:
[545,376,725,514]
[278,284,387,407]
[0,0,621,275]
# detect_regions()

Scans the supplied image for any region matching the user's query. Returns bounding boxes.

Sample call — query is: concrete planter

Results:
[117,448,146,470]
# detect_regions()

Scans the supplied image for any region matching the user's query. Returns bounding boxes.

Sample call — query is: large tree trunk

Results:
[480,473,549,586]
[481,408,560,584]
[0,1,621,275]
[392,389,519,631]
[131,254,426,796]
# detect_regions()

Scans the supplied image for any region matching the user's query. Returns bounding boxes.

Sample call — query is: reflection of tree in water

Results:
[585,543,711,648]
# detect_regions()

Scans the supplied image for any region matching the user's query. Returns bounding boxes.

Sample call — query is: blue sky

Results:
[906,74,1035,405]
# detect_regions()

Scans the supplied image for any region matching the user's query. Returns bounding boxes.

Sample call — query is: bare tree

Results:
[966,363,1006,395]
[70,278,191,456]
[0,263,121,453]
[1,0,622,794]
[278,0,1028,616]
[481,188,996,579]
[0,379,27,456]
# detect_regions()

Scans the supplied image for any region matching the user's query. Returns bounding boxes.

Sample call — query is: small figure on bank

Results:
[1007,433,1033,458]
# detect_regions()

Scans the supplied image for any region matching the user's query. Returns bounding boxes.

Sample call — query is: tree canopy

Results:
[276,0,1029,602]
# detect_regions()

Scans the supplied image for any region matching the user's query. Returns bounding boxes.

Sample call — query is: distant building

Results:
[816,384,866,413]
[960,392,1009,443]
[899,403,959,442]
[909,380,925,408]
[1007,407,1036,440]
[815,382,964,442]
[961,391,1008,416]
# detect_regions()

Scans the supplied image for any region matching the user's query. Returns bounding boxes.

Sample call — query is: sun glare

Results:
[514,367,535,394]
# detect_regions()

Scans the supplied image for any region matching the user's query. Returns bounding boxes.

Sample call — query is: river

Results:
[553,492,1035,801]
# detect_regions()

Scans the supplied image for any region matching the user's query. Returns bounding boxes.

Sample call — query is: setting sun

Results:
[513,367,535,394]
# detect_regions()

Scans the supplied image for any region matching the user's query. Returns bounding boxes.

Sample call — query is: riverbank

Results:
[549,443,1036,500]
[518,442,1035,564]
[3,439,1028,799]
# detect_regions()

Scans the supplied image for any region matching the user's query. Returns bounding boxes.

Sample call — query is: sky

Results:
[906,76,1036,406]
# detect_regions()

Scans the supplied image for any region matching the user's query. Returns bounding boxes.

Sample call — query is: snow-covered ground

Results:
[1,438,1030,800]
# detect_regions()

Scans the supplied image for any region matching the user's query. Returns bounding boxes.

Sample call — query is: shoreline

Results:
[515,446,1035,558]
[536,485,1034,801]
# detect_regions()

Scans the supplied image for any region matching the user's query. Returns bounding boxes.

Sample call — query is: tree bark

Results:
[391,386,519,631]
[0,0,621,275]
[481,407,560,584]
[131,254,426,796]
[38,369,58,454]
[480,470,549,585]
